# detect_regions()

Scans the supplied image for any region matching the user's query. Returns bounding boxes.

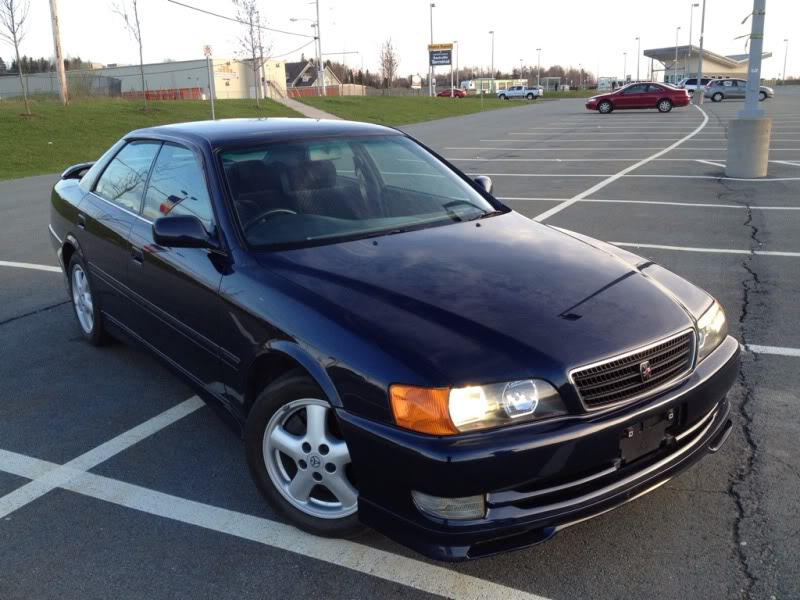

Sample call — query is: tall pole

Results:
[536,47,541,88]
[455,40,459,90]
[635,37,641,81]
[206,55,215,120]
[48,0,68,105]
[579,63,583,90]
[693,0,707,103]
[316,0,325,96]
[429,3,435,96]
[623,52,627,83]
[687,3,698,73]
[783,39,789,83]
[742,0,766,116]
[674,26,681,83]
[489,30,495,91]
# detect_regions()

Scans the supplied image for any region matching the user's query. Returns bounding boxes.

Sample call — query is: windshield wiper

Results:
[362,228,407,239]
[468,210,505,221]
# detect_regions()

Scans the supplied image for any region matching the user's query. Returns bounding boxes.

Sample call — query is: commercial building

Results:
[645,45,772,84]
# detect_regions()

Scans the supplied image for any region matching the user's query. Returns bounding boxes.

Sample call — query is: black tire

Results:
[598,100,613,114]
[759,91,767,102]
[712,92,723,103]
[526,93,534,100]
[67,254,107,345]
[498,94,507,100]
[657,99,673,113]
[245,372,364,538]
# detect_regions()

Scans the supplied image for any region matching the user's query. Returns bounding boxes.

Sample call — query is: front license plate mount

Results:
[620,408,678,464]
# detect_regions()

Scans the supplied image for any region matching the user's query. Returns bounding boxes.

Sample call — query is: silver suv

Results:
[704,79,774,102]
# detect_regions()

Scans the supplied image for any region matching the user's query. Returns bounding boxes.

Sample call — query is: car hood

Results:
[256,212,695,386]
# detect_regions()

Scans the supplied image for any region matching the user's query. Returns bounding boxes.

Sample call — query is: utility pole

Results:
[48,0,68,105]
[673,26,681,83]
[726,0,771,178]
[623,52,627,83]
[454,40,459,90]
[489,30,495,93]
[536,47,541,88]
[693,0,707,104]
[429,3,435,96]
[316,0,325,96]
[687,3,699,73]
[783,39,789,83]
[635,37,641,81]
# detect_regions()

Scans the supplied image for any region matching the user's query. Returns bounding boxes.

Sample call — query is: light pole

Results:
[429,3,435,96]
[536,47,541,88]
[635,37,641,81]
[520,58,523,81]
[454,40,459,95]
[687,3,699,73]
[489,30,495,92]
[623,52,627,83]
[674,26,681,84]
[783,39,789,84]
[290,17,321,96]
[693,0,707,104]
[579,63,583,90]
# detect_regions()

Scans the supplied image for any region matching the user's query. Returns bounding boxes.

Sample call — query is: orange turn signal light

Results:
[390,385,458,436]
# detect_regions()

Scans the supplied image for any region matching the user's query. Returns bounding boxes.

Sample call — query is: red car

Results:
[585,82,690,114]
[436,88,467,98]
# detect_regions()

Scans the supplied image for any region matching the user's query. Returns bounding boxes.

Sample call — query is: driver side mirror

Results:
[474,176,493,195]
[152,215,215,249]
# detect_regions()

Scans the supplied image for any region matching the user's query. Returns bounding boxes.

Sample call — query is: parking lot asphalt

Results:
[2,90,799,600]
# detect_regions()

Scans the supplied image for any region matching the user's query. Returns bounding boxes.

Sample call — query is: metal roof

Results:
[644,45,772,67]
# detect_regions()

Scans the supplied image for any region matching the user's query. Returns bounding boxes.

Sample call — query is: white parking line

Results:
[445,147,800,151]
[0,396,204,520]
[0,260,62,273]
[498,197,800,211]
[746,345,800,358]
[610,242,800,258]
[468,173,800,182]
[0,448,548,600]
[694,160,727,168]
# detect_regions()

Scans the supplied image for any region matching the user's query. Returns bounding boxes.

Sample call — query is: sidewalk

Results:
[272,95,340,120]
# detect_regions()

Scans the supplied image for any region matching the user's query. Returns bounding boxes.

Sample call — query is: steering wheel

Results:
[244,208,297,232]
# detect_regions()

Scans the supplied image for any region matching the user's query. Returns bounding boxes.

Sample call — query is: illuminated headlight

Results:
[448,379,567,433]
[696,300,728,361]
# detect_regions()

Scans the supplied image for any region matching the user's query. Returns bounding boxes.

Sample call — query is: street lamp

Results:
[290,16,322,96]
[783,39,790,84]
[579,63,583,90]
[536,47,541,89]
[687,3,699,72]
[489,30,495,91]
[520,58,523,81]
[674,26,682,84]
[429,3,435,96]
[623,52,627,83]
[454,40,459,95]
[693,0,707,104]
[635,37,641,81]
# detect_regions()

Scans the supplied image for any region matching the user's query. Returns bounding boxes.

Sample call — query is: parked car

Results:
[585,82,691,113]
[704,78,774,102]
[497,85,539,100]
[677,77,713,95]
[436,88,467,98]
[50,118,738,561]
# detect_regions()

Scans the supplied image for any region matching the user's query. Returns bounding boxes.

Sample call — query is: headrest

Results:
[287,161,337,191]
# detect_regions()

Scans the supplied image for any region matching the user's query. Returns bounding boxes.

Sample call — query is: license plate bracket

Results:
[620,409,677,464]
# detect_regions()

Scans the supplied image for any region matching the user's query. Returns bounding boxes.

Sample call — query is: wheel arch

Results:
[61,233,86,277]
[245,341,342,413]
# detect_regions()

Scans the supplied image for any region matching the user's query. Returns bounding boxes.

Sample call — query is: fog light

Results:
[411,491,486,520]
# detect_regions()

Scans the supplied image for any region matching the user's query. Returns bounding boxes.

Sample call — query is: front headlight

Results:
[696,300,728,361]
[390,380,567,435]
[449,379,567,433]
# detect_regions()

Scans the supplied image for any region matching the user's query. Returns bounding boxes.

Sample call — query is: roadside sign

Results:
[428,43,453,51]
[203,45,212,57]
[429,50,452,66]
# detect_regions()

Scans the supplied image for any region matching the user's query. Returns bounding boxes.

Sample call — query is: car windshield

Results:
[221,135,499,248]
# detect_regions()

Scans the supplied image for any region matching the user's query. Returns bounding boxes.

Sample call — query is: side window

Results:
[735,80,747,87]
[723,80,733,87]
[94,141,161,212]
[646,84,663,93]
[142,144,214,230]
[624,84,647,94]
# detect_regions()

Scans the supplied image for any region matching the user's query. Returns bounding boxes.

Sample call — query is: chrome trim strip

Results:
[490,463,621,505]
[568,329,697,413]
[89,191,152,224]
[492,407,719,518]
[675,405,716,442]
[48,224,63,245]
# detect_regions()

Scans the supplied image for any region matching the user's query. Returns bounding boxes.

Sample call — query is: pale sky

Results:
[6,0,797,79]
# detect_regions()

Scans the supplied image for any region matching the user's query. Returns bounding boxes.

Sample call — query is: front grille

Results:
[571,331,695,410]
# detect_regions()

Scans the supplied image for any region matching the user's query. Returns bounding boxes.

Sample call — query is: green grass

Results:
[297,95,532,126]
[540,89,598,99]
[0,97,302,180]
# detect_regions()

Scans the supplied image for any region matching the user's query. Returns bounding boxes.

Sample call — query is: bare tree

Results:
[379,38,400,89]
[112,0,147,110]
[233,0,271,108]
[0,0,31,116]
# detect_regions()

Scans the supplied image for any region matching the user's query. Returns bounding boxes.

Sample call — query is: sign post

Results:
[204,45,215,120]
[428,43,453,96]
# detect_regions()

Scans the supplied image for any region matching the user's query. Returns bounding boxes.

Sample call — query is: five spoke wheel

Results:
[71,264,94,334]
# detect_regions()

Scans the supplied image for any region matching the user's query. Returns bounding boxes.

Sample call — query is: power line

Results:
[271,39,316,59]
[166,0,314,39]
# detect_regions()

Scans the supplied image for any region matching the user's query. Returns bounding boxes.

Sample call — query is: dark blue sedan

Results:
[49,118,739,561]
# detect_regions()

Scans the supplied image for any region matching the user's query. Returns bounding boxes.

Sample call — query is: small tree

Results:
[0,0,31,116]
[233,0,271,108]
[379,38,400,89]
[112,0,147,110]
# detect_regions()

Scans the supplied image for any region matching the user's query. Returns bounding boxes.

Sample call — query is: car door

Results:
[642,84,664,107]
[618,84,648,108]
[126,142,227,397]
[79,140,161,325]
[733,79,748,99]
[721,79,735,98]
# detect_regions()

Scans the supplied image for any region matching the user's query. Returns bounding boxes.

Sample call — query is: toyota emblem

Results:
[639,360,653,382]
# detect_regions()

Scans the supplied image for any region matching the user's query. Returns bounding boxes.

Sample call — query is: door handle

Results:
[77,213,86,229]
[131,246,144,266]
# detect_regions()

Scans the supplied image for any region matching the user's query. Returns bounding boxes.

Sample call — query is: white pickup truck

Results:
[497,85,540,100]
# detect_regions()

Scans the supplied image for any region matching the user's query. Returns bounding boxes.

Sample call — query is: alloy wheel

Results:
[263,398,357,519]
[71,265,94,334]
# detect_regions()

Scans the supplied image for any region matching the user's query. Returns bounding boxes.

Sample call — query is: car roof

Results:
[126,118,401,148]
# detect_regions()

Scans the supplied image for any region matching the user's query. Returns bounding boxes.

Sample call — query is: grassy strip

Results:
[0,97,302,180]
[296,95,536,126]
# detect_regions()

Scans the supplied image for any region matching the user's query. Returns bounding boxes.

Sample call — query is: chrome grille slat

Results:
[571,331,696,410]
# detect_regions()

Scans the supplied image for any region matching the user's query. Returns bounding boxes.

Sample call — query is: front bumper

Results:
[339,335,739,561]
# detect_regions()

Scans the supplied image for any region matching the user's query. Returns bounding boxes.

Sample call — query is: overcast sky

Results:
[6,0,797,79]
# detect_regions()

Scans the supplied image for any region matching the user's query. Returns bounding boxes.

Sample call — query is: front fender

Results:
[258,340,342,408]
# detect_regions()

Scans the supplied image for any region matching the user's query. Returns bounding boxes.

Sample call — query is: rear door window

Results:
[94,141,161,212]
